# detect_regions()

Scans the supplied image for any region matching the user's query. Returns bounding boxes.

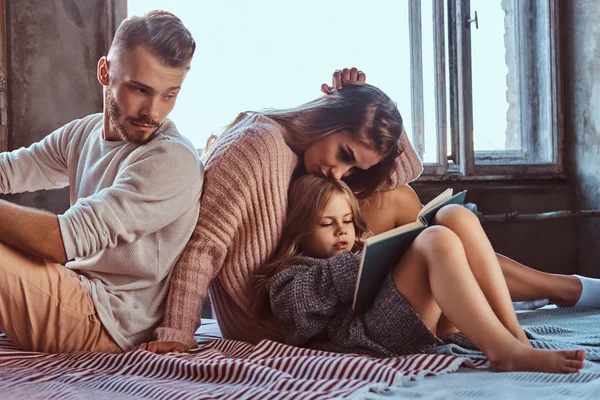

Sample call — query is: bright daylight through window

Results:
[128,0,561,179]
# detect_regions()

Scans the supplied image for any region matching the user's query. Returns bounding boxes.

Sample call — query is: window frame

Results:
[412,0,563,181]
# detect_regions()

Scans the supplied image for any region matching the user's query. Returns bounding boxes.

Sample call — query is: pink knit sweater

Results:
[155,113,423,347]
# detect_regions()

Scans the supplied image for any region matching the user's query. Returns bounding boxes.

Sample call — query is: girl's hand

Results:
[137,341,189,353]
[321,67,367,95]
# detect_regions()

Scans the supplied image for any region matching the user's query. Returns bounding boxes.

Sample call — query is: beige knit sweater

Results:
[0,113,203,351]
[155,113,423,347]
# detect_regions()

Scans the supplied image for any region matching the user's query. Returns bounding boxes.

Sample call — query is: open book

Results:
[352,188,467,314]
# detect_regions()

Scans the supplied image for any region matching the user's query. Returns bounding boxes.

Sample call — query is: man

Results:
[0,10,203,353]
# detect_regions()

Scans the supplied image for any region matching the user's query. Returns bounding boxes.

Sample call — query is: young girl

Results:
[254,175,586,374]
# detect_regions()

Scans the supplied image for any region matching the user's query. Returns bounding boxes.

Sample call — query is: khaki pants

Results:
[0,243,122,353]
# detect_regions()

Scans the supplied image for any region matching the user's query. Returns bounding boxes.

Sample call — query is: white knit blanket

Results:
[434,306,600,360]
[356,307,600,400]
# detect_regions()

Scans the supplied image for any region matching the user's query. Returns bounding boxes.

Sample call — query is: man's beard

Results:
[105,90,161,145]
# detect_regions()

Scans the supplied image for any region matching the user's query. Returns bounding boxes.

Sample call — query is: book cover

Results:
[351,189,467,314]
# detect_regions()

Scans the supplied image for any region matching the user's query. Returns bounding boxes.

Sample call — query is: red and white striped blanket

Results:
[0,321,472,399]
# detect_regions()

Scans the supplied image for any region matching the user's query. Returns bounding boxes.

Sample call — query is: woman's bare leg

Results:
[392,226,585,373]
[497,254,582,306]
[434,205,529,345]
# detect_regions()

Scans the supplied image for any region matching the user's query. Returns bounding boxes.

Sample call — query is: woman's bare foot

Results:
[489,344,585,373]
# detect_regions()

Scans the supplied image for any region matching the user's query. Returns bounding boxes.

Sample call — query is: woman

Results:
[144,69,590,353]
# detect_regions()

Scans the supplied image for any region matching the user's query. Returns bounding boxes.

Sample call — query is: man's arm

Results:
[0,121,76,195]
[0,200,67,264]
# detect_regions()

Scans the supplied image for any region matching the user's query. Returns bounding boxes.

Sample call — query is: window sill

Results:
[412,179,573,215]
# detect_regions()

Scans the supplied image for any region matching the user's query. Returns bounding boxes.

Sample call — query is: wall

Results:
[562,0,600,277]
[4,0,107,213]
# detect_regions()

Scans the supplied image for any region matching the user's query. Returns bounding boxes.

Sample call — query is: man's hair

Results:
[109,10,195,69]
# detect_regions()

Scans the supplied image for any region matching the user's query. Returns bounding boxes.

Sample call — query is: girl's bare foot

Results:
[510,328,532,347]
[489,344,585,373]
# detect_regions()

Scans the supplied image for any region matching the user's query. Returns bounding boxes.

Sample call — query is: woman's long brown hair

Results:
[225,84,405,199]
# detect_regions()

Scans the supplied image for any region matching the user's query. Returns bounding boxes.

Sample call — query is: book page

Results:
[417,188,453,217]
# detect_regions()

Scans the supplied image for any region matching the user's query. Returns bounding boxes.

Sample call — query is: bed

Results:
[0,308,598,399]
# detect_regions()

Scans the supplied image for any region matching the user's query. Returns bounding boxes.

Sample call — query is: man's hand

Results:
[321,67,367,95]
[137,341,189,353]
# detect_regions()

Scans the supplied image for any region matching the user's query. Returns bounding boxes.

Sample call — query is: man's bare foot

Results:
[489,345,585,373]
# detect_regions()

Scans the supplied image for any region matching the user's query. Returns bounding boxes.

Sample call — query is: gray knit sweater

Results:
[267,251,443,357]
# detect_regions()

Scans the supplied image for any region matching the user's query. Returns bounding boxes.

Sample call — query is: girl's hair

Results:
[227,84,404,199]
[253,175,368,316]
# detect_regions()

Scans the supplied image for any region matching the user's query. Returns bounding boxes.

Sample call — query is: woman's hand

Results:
[137,341,189,353]
[321,67,367,94]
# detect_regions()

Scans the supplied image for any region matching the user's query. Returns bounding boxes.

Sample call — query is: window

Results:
[127,0,561,180]
[414,0,562,179]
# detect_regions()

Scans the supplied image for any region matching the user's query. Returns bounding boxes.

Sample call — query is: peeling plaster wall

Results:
[4,0,107,213]
[562,0,600,277]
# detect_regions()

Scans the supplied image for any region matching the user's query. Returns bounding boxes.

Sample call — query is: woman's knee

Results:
[434,204,480,229]
[392,226,463,284]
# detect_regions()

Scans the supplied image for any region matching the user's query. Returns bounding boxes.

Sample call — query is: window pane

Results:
[470,0,555,164]
[421,0,439,164]
[128,1,413,151]
[470,0,513,152]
